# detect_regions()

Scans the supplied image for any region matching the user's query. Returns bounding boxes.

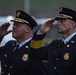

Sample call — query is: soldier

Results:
[0,10,47,75]
[30,7,76,75]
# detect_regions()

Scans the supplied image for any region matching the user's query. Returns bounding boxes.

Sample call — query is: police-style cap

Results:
[11,10,37,29]
[55,7,76,22]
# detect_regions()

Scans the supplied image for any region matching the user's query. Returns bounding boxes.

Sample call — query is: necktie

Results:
[60,41,64,47]
[13,44,19,52]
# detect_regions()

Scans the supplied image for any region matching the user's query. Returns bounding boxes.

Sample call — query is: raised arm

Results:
[38,18,55,34]
[0,23,12,42]
[30,18,55,60]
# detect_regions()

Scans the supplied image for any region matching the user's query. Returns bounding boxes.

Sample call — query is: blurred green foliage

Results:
[31,0,76,10]
[0,0,76,17]
[0,0,76,10]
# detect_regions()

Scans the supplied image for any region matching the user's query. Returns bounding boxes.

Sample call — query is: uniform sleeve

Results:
[30,31,48,60]
[30,31,46,49]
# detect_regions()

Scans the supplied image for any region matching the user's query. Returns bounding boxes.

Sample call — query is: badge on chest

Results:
[63,53,69,60]
[22,54,28,61]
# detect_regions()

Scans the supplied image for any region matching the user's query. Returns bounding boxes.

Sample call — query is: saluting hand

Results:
[39,18,55,34]
[0,23,12,37]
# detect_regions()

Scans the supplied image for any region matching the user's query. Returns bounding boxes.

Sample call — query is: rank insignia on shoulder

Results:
[22,54,28,61]
[63,53,69,60]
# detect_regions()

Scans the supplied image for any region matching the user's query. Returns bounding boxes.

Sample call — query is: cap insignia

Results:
[17,11,20,17]
[59,7,62,12]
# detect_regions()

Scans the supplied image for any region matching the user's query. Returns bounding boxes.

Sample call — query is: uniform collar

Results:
[63,32,76,44]
[18,37,32,48]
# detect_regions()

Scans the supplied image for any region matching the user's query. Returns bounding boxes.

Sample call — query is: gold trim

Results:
[30,40,43,48]
[58,14,73,18]
[14,18,29,24]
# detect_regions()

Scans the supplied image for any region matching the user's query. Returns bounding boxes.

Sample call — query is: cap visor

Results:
[10,20,18,22]
[10,20,24,23]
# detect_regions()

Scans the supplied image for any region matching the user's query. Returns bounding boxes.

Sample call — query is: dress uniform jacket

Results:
[30,32,76,75]
[0,39,47,75]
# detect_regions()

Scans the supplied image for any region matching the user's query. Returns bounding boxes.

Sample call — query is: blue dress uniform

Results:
[0,40,47,75]
[0,40,31,75]
[0,10,48,75]
[30,32,76,75]
[30,7,76,75]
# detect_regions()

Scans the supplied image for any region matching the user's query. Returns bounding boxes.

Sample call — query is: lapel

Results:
[54,34,76,58]
[6,41,16,58]
[13,41,30,55]
[7,41,30,64]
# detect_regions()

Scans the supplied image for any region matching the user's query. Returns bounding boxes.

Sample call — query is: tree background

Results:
[0,0,76,18]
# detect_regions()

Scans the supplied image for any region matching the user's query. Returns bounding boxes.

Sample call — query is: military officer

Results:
[30,7,76,75]
[0,10,47,75]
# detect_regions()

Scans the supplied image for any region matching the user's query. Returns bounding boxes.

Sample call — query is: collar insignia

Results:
[71,41,74,43]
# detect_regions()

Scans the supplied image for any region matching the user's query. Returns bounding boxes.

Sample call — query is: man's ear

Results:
[25,26,31,33]
[70,20,76,28]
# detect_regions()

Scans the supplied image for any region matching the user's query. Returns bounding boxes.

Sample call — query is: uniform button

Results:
[8,73,10,75]
[54,67,56,69]
[10,66,12,68]
[4,54,7,57]
[56,58,58,60]
[2,71,4,74]
[4,64,7,67]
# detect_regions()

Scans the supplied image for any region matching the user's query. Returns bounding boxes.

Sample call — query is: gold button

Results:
[8,73,10,75]
[56,58,58,60]
[67,45,70,47]
[54,67,56,69]
[4,54,7,57]
[2,71,4,74]
[10,66,12,68]
[13,43,15,46]
[4,64,7,67]
[25,46,28,48]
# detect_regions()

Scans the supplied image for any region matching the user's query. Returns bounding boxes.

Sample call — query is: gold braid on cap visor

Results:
[58,14,73,18]
[14,18,29,24]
